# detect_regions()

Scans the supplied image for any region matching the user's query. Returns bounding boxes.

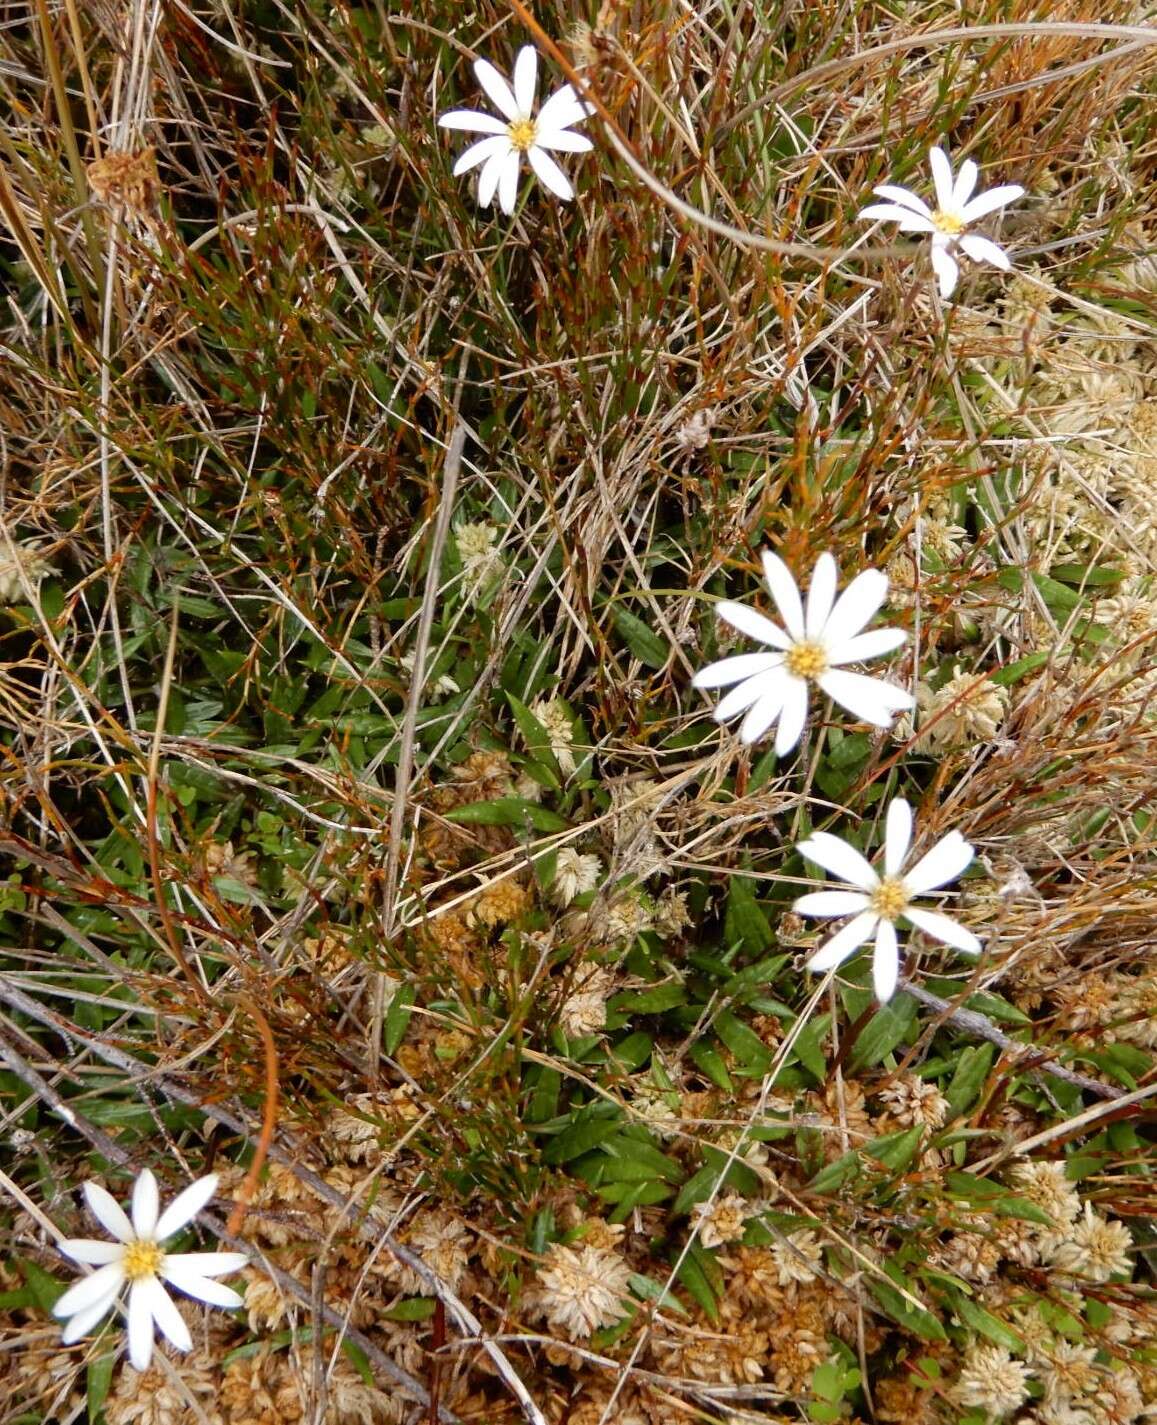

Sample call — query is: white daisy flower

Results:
[692,550,913,756]
[438,45,594,215]
[794,797,981,1002]
[54,1169,247,1371]
[859,146,1025,298]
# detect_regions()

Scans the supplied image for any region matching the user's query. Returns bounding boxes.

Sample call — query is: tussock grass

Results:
[1,2,1156,1423]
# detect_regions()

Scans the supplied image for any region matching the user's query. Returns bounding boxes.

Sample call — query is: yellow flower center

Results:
[870,876,909,922]
[785,640,828,681]
[931,209,965,236]
[507,118,538,152]
[122,1240,164,1282]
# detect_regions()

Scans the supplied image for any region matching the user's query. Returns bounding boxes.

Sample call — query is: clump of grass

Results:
[1,2,1155,1423]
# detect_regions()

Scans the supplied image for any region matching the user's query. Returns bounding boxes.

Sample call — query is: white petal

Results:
[871,184,932,216]
[904,907,982,955]
[528,145,574,201]
[807,911,878,972]
[797,831,878,891]
[163,1263,246,1308]
[60,1239,126,1266]
[819,668,913,726]
[452,134,511,176]
[822,568,888,647]
[476,150,506,208]
[873,919,900,1002]
[60,1292,120,1344]
[512,45,538,115]
[692,651,782,690]
[959,234,1010,270]
[716,599,792,650]
[884,798,913,876]
[805,552,838,638]
[760,550,805,641]
[437,109,508,134]
[472,58,520,122]
[161,1250,248,1279]
[827,627,907,666]
[131,1170,159,1239]
[497,149,521,214]
[535,127,593,154]
[930,244,959,298]
[793,890,871,918]
[773,677,810,755]
[140,1276,192,1353]
[127,1280,157,1372]
[859,203,937,233]
[537,83,592,132]
[83,1181,134,1243]
[54,1262,125,1320]
[960,184,1024,222]
[738,678,790,745]
[715,668,788,723]
[155,1175,219,1242]
[903,832,974,895]
[953,157,978,208]
[929,147,955,211]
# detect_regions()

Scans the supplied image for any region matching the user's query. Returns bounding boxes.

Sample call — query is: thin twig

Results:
[898,978,1122,1101]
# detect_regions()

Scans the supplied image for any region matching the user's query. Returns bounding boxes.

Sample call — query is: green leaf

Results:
[689,1040,733,1090]
[792,1014,829,1080]
[612,606,668,669]
[445,797,569,833]
[867,1264,946,1341]
[991,652,1051,687]
[384,983,416,1056]
[865,1125,924,1173]
[714,1010,773,1075]
[87,1352,117,1424]
[674,1241,722,1322]
[724,874,772,954]
[382,1297,436,1321]
[944,1290,1022,1351]
[628,1272,689,1315]
[613,983,687,1014]
[506,692,562,784]
[543,1108,622,1164]
[807,1151,861,1195]
[599,1135,684,1183]
[19,1259,64,1313]
[945,1043,995,1116]
[850,993,916,1070]
[965,992,1030,1025]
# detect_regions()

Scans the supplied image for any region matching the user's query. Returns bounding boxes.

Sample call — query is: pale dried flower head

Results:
[1010,1160,1081,1225]
[915,666,1009,752]
[692,1193,750,1249]
[534,1243,633,1340]
[530,696,579,775]
[558,964,615,1038]
[326,1094,387,1164]
[653,886,692,939]
[673,405,717,454]
[454,520,503,599]
[391,1211,472,1295]
[550,848,601,906]
[877,1072,950,1128]
[1046,1202,1133,1282]
[952,1344,1032,1417]
[1042,1341,1101,1411]
[0,539,53,604]
[770,1228,823,1285]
